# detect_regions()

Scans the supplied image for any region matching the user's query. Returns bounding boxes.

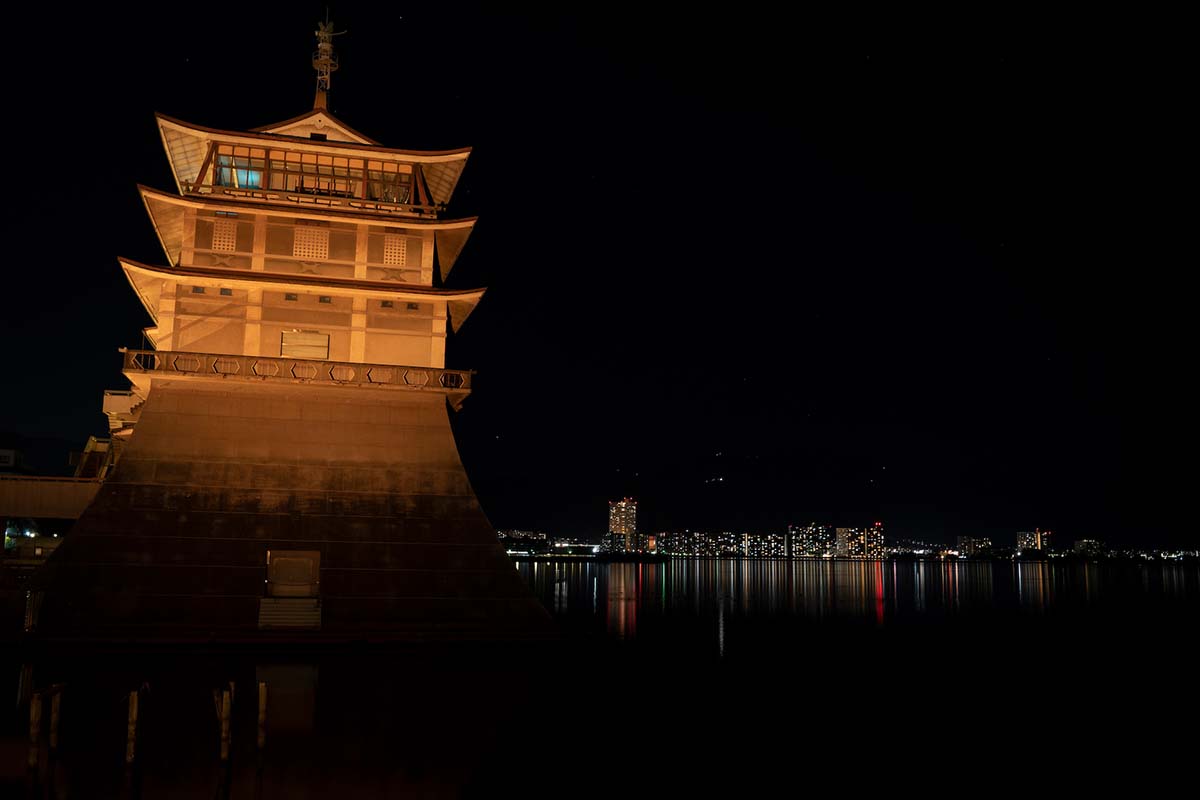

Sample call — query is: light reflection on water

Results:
[3,559,1196,797]
[515,558,1200,639]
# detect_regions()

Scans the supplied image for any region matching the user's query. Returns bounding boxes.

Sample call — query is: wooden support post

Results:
[16,662,33,706]
[257,681,267,750]
[49,690,61,752]
[28,691,42,770]
[125,690,139,766]
[219,690,232,762]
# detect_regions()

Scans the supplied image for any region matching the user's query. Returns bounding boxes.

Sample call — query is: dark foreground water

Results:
[3,558,1198,798]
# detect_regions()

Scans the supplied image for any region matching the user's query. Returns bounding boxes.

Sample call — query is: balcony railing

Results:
[120,349,472,394]
[181,181,441,218]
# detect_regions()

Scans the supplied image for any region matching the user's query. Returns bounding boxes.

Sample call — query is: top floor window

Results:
[199,143,419,206]
[214,145,264,189]
[365,161,413,204]
[270,151,356,197]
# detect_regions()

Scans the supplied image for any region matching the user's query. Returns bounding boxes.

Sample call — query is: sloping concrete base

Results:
[34,379,551,640]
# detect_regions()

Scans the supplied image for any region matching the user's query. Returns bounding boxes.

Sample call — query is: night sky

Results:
[2,5,1185,546]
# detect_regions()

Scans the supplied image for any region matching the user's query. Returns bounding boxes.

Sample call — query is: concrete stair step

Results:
[258,598,322,629]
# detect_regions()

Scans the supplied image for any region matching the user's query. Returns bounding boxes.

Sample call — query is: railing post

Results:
[49,688,62,753]
[28,691,42,771]
[257,681,267,750]
[219,689,232,762]
[125,690,139,766]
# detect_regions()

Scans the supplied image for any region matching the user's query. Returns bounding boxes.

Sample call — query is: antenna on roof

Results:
[313,10,347,110]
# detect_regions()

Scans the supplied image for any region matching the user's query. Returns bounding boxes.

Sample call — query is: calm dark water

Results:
[517,558,1200,640]
[3,558,1197,798]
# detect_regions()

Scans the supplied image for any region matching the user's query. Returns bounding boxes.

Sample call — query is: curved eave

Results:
[250,109,380,145]
[121,262,163,324]
[156,113,472,159]
[117,258,485,331]
[138,186,477,275]
[157,118,195,195]
[156,114,472,208]
[139,189,184,266]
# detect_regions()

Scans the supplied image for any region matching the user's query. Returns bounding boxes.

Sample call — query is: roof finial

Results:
[313,10,347,110]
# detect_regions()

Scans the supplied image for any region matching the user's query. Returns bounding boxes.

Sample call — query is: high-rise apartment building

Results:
[957,536,993,557]
[836,527,865,558]
[864,522,885,559]
[789,524,835,557]
[606,498,637,552]
[1017,529,1053,552]
[833,523,885,559]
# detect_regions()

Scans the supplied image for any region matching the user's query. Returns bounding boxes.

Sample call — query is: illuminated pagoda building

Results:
[33,22,549,640]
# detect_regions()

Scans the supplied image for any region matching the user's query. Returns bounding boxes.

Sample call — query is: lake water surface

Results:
[3,558,1196,798]
[518,557,1199,638]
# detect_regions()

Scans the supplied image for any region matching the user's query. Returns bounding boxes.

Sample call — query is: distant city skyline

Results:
[493,503,1195,556]
[496,497,1098,548]
[497,521,1193,560]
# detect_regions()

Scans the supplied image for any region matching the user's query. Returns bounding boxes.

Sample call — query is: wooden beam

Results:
[193,142,217,191]
[413,165,431,207]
